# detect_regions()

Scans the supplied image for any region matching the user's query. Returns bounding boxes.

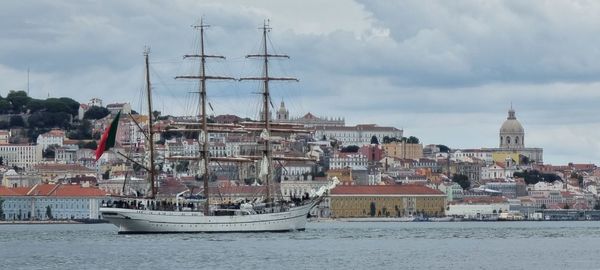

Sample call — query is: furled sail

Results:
[259,155,269,177]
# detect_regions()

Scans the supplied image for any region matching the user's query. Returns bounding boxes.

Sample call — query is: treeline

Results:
[0,90,101,142]
[382,136,420,144]
[0,90,79,116]
[513,170,561,185]
[0,91,81,130]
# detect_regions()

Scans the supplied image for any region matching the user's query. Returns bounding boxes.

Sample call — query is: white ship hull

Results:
[100,199,319,234]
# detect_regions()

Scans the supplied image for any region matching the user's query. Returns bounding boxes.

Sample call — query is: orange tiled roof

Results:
[33,163,94,172]
[0,186,26,196]
[0,184,107,197]
[53,185,107,197]
[27,184,60,196]
[331,184,444,195]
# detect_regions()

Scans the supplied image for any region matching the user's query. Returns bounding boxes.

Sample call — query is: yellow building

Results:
[382,142,423,160]
[326,168,353,184]
[492,151,520,165]
[330,185,446,218]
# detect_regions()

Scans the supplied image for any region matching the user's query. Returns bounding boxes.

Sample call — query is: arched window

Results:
[500,136,503,145]
[506,136,511,144]
[515,136,519,144]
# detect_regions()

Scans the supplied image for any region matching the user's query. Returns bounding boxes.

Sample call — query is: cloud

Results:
[1,0,600,164]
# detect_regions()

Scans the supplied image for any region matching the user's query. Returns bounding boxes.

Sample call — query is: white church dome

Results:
[499,109,524,134]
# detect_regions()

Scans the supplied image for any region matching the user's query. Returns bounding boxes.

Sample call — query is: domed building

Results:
[491,106,543,165]
[499,108,524,149]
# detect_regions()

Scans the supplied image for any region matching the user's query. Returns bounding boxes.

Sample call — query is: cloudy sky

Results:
[1,0,600,164]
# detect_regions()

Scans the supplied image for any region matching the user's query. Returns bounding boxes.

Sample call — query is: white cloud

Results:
[1,0,600,164]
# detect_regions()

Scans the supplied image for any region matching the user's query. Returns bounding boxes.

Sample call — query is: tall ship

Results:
[99,20,337,233]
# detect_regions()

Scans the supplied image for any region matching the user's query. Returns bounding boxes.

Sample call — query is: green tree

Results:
[43,144,59,158]
[58,97,80,116]
[513,170,561,185]
[44,98,69,113]
[46,205,53,220]
[0,99,12,113]
[340,145,359,153]
[452,174,471,190]
[437,144,450,153]
[6,90,31,113]
[26,99,45,113]
[69,120,92,139]
[406,136,420,144]
[9,115,25,127]
[370,202,376,217]
[84,106,110,120]
[83,141,97,150]
[370,135,379,145]
[0,121,8,129]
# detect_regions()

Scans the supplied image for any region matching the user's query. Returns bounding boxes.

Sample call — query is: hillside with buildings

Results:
[1,95,600,222]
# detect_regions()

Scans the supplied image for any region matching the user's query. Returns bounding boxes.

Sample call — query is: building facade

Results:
[0,144,42,169]
[314,124,403,147]
[330,185,446,218]
[0,184,109,220]
[382,142,424,160]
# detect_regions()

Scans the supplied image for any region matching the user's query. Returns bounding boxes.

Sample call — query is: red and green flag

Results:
[95,111,121,161]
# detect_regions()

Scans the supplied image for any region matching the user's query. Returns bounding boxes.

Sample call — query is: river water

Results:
[1,221,600,270]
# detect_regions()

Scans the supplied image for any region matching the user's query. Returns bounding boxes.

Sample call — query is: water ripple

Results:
[2,221,600,269]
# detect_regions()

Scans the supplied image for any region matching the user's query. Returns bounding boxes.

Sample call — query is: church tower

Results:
[499,106,525,149]
[276,100,289,121]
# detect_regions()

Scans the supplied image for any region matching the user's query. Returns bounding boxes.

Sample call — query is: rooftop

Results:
[330,184,444,196]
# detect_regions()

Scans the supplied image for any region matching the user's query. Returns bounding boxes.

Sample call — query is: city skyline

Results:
[1,0,600,164]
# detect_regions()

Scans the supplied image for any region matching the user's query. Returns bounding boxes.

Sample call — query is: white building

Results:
[280,180,330,199]
[0,144,43,169]
[314,124,403,147]
[88,98,103,107]
[2,169,40,188]
[452,149,494,164]
[0,130,10,144]
[481,162,518,180]
[330,152,368,170]
[97,175,148,196]
[106,102,132,115]
[0,184,109,220]
[77,104,89,120]
[36,129,65,151]
[280,161,313,181]
[446,199,510,219]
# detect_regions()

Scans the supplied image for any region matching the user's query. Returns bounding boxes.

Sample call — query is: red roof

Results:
[330,184,444,195]
[28,184,60,196]
[0,184,107,197]
[0,186,21,196]
[53,185,107,197]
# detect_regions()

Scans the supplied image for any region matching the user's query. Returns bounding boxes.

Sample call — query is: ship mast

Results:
[175,19,234,215]
[144,48,157,198]
[240,20,298,203]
